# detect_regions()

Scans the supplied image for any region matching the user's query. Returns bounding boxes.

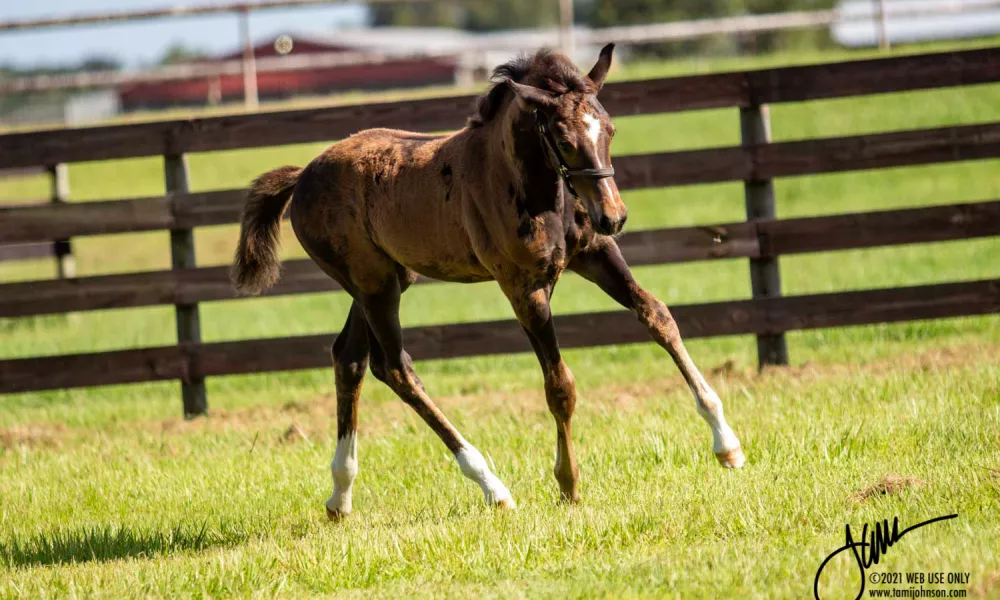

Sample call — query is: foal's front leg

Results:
[570,239,745,468]
[501,281,580,502]
[359,279,515,509]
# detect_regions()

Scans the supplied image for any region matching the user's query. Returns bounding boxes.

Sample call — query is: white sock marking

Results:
[455,443,514,507]
[685,365,742,457]
[326,433,358,515]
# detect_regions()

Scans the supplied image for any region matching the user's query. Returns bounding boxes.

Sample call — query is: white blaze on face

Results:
[583,111,617,201]
[582,112,603,167]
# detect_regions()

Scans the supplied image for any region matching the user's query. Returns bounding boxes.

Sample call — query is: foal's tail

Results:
[231,165,302,295]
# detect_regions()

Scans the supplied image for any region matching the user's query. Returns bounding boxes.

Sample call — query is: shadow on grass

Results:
[1,522,250,567]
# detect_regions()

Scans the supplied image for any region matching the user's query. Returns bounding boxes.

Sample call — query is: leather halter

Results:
[534,110,615,198]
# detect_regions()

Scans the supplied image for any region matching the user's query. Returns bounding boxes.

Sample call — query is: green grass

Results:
[1,344,998,598]
[1,40,1000,598]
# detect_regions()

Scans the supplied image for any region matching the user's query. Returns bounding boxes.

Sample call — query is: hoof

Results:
[558,491,581,505]
[326,506,349,521]
[494,497,517,510]
[715,445,746,468]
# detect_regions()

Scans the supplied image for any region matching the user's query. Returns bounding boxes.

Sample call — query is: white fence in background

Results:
[2,0,1000,103]
[833,0,1000,46]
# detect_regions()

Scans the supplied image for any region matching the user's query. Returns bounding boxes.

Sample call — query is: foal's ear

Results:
[587,43,615,91]
[506,79,559,111]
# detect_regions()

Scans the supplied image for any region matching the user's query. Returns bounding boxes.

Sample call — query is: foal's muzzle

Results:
[595,211,627,236]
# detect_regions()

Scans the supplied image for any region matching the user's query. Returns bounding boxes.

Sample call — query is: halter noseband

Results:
[534,111,615,198]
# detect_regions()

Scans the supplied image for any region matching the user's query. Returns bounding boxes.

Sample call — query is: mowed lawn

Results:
[2,41,1000,598]
[1,345,999,599]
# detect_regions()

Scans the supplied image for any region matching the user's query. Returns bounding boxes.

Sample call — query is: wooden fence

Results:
[0,166,75,276]
[1,47,999,416]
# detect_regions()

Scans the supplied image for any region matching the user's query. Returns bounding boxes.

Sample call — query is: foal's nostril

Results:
[598,216,614,234]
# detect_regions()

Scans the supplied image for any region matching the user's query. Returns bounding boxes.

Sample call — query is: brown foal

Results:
[231,44,745,518]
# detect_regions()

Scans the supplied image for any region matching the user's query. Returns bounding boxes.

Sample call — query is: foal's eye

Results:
[557,140,574,153]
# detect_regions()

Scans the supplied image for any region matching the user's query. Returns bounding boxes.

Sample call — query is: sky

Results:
[0,0,368,69]
[5,0,1000,69]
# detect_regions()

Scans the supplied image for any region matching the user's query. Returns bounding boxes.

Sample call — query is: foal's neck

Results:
[485,108,566,219]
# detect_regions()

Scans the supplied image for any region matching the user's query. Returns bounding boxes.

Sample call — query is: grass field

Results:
[1,40,999,598]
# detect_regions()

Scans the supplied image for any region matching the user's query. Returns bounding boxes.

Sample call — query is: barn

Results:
[118,35,459,110]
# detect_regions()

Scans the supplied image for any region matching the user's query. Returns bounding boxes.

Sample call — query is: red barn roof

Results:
[119,35,458,110]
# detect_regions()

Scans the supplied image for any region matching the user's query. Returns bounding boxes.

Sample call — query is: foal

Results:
[232,45,745,517]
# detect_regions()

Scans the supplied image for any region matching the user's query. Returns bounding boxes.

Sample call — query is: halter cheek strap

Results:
[534,111,615,198]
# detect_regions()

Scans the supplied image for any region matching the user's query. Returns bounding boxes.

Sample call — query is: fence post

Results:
[558,0,575,58]
[238,8,259,111]
[872,0,890,50]
[740,104,789,368]
[165,153,207,417]
[47,163,75,279]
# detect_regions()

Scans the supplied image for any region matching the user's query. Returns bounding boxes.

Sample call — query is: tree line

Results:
[371,0,836,54]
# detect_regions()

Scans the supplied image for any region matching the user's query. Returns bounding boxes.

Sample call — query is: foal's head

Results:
[474,45,627,236]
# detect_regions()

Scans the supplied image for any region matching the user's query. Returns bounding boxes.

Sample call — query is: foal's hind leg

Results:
[358,277,514,508]
[571,240,745,468]
[326,303,370,520]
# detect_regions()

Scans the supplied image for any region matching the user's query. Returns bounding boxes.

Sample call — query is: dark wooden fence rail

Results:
[0,47,998,169]
[1,200,999,318]
[2,279,997,394]
[0,243,53,261]
[1,47,999,412]
[0,165,75,275]
[4,121,1000,245]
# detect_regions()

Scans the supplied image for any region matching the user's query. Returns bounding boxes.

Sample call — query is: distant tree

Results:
[462,0,559,31]
[370,3,461,27]
[589,0,834,56]
[159,44,208,65]
[590,0,739,27]
[77,56,122,71]
[0,54,122,78]
[367,0,834,53]
[587,0,737,56]
[78,55,122,72]
[369,0,560,31]
[743,0,836,52]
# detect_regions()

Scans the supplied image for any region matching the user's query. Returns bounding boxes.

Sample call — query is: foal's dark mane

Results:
[468,48,597,127]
